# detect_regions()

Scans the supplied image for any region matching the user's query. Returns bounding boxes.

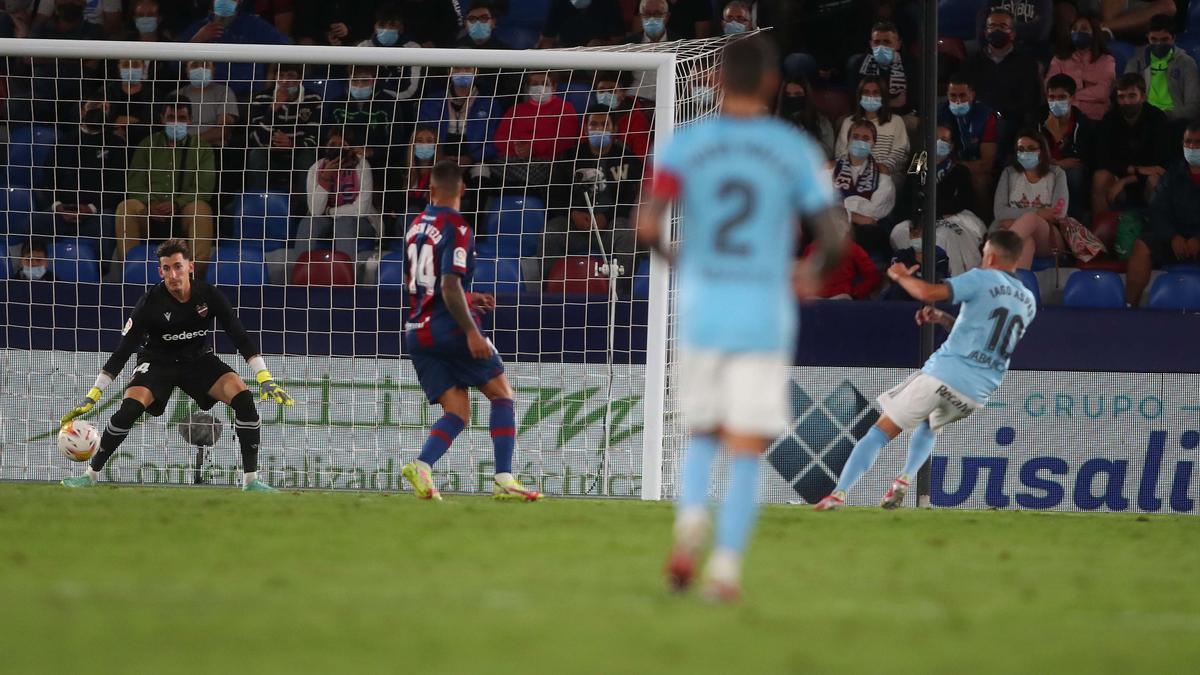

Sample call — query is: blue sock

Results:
[678,434,718,511]
[901,422,937,479]
[417,413,466,467]
[715,454,760,554]
[834,426,892,494]
[489,398,516,474]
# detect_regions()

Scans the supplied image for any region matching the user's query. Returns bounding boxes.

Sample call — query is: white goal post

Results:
[0,35,738,499]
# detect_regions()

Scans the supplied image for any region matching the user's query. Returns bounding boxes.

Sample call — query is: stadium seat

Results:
[482,195,546,258]
[1061,270,1126,308]
[123,244,159,285]
[206,244,266,286]
[0,187,35,242]
[472,257,521,296]
[292,249,355,286]
[495,0,549,49]
[557,82,593,119]
[938,0,988,40]
[378,250,406,287]
[1165,263,1200,274]
[1147,272,1200,310]
[6,125,56,189]
[1190,1,1200,33]
[305,77,347,103]
[810,87,852,124]
[232,192,292,251]
[48,238,100,283]
[1015,269,1040,305]
[632,257,650,300]
[1178,33,1200,69]
[1108,40,1136,75]
[544,256,609,295]
[937,37,967,62]
[1029,255,1056,272]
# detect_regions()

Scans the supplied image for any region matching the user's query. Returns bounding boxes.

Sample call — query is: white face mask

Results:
[527,85,553,104]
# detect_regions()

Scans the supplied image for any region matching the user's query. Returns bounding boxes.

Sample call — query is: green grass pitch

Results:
[2,483,1198,674]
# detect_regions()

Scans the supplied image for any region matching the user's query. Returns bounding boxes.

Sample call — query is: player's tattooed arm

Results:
[635,196,674,264]
[887,262,953,305]
[443,273,492,359]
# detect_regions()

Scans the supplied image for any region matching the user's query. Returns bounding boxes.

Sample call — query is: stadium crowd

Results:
[2,0,1199,307]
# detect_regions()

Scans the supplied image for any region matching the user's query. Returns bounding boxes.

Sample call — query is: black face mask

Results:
[1149,43,1173,59]
[1070,31,1092,50]
[986,30,1011,48]
[780,95,806,116]
[324,146,343,161]
[58,4,84,22]
[1119,102,1142,120]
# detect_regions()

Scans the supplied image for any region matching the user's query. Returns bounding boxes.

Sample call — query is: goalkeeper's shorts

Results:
[409,334,505,404]
[678,348,790,438]
[127,353,236,416]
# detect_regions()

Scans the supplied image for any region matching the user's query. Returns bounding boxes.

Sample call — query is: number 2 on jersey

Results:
[714,179,755,256]
[407,243,435,295]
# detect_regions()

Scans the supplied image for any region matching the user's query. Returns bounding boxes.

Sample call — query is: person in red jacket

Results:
[593,70,653,156]
[494,71,580,161]
[802,236,881,300]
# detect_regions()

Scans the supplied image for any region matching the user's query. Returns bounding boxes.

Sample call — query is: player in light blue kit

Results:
[815,230,1037,511]
[638,37,847,600]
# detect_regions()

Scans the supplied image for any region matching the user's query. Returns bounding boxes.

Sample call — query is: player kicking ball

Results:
[814,230,1036,511]
[639,37,846,600]
[400,161,541,503]
[60,239,294,492]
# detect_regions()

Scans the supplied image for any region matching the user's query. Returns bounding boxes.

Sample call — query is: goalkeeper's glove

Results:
[61,387,103,428]
[256,370,294,406]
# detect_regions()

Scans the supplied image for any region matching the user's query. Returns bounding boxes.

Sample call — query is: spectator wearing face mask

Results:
[298,128,379,258]
[1092,73,1173,215]
[891,125,986,277]
[114,103,216,274]
[960,8,1044,128]
[1125,120,1200,306]
[828,119,897,255]
[324,64,405,202]
[14,239,53,281]
[555,108,644,217]
[973,0,1053,53]
[48,94,129,245]
[627,0,680,43]
[538,0,626,48]
[1038,74,1096,219]
[1124,13,1200,123]
[106,58,158,146]
[32,0,120,39]
[356,2,424,107]
[171,59,241,149]
[1046,13,1115,122]
[883,222,951,301]
[592,70,653,157]
[852,21,910,115]
[835,76,911,176]
[179,0,291,98]
[399,126,440,218]
[23,0,104,122]
[495,71,581,161]
[994,130,1069,269]
[128,0,173,41]
[937,74,1001,220]
[776,74,835,159]
[720,1,754,36]
[454,1,516,99]
[247,63,322,193]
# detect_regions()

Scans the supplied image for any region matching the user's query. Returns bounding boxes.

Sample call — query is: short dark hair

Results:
[721,36,778,96]
[848,118,877,142]
[594,69,632,88]
[870,20,899,36]
[160,101,189,119]
[986,230,1024,263]
[947,72,973,90]
[1147,13,1175,35]
[276,63,303,78]
[1046,73,1077,96]
[156,238,193,261]
[584,105,614,119]
[1185,119,1200,135]
[987,7,1016,24]
[1116,72,1146,94]
[430,160,463,191]
[375,1,403,23]
[20,237,47,257]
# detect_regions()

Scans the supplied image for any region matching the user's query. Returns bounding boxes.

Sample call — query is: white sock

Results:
[707,548,742,584]
[85,467,100,482]
[243,471,257,486]
[674,507,709,553]
[494,472,513,483]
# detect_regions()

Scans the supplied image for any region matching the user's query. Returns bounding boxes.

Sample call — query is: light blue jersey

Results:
[923,268,1037,403]
[656,116,834,353]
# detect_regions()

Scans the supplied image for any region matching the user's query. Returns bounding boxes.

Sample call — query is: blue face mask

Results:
[414,143,435,161]
[588,131,612,148]
[375,28,398,46]
[451,74,475,89]
[213,0,237,18]
[1184,147,1200,167]
[571,0,592,8]
[350,85,373,100]
[596,91,618,109]
[723,20,748,35]
[849,139,873,159]
[1048,100,1071,118]
[21,265,47,280]
[909,238,922,251]
[949,101,971,117]
[860,95,882,113]
[165,122,190,141]
[134,16,158,33]
[872,45,895,66]
[936,139,951,159]
[467,20,492,42]
[642,17,665,38]
[1017,150,1041,170]
[189,67,213,88]
[120,67,143,84]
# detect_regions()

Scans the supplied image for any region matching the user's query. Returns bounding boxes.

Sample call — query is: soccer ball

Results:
[58,420,100,462]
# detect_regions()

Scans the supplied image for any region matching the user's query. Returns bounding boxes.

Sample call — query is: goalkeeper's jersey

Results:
[103,280,259,375]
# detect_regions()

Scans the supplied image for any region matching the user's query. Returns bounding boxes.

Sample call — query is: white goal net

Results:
[0,35,733,497]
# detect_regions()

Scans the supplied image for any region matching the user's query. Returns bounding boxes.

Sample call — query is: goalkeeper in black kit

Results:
[60,239,294,492]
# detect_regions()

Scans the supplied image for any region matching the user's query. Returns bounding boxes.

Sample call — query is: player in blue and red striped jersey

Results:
[400,160,542,503]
